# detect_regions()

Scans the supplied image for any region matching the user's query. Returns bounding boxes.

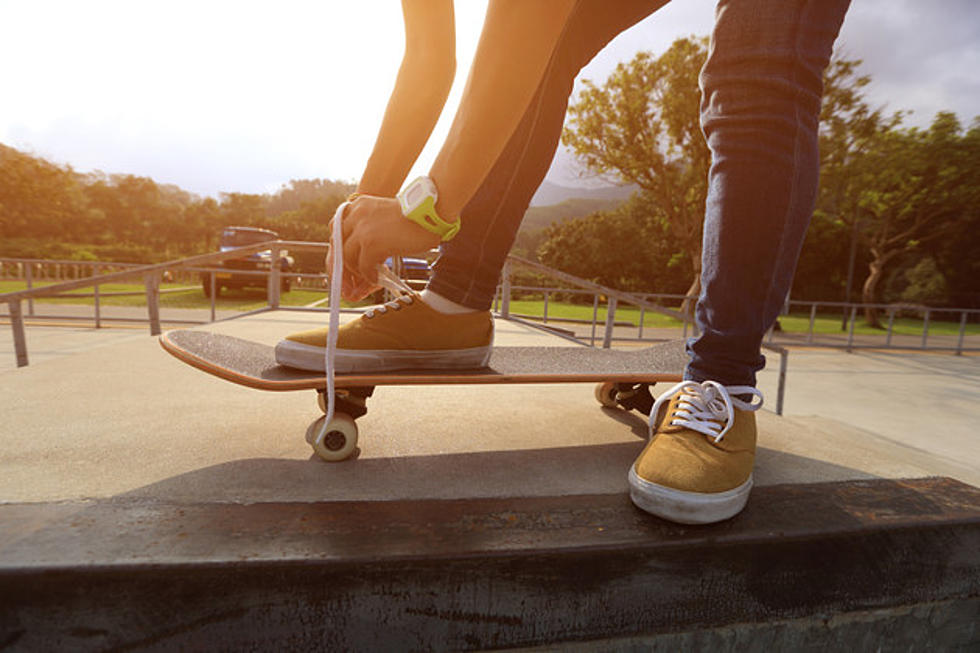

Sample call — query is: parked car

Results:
[392,256,432,291]
[201,226,295,297]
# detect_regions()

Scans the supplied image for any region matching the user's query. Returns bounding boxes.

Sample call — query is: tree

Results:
[561,37,709,313]
[815,57,980,325]
[219,192,267,226]
[0,144,89,240]
[849,113,978,325]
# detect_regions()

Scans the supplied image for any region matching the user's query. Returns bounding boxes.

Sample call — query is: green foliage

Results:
[899,257,949,305]
[792,210,855,301]
[0,144,90,241]
[513,197,629,261]
[0,143,354,265]
[0,237,162,264]
[553,42,980,313]
[536,193,690,296]
[561,37,710,296]
[815,57,980,319]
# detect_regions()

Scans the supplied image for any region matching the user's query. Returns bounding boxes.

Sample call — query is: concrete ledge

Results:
[1,477,978,650]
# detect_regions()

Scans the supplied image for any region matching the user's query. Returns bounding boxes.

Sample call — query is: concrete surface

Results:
[2,478,977,650]
[1,309,979,504]
[2,309,979,650]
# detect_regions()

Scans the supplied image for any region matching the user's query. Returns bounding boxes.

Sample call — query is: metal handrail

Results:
[502,255,687,322]
[0,241,324,302]
[2,241,328,367]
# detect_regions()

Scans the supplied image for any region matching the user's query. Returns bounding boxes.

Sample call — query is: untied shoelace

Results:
[649,380,763,442]
[313,201,415,449]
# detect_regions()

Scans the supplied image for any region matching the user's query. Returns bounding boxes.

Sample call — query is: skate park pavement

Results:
[1,309,977,501]
[1,309,978,649]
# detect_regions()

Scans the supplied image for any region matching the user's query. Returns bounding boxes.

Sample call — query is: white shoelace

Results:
[648,380,763,442]
[314,202,415,449]
[364,266,416,318]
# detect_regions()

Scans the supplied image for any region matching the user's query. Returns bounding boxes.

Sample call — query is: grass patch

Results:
[5,280,977,336]
[0,280,357,311]
[504,297,980,336]
[777,312,980,337]
[506,298,685,328]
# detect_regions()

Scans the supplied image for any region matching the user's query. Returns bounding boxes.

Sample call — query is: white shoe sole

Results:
[628,466,752,525]
[275,340,492,373]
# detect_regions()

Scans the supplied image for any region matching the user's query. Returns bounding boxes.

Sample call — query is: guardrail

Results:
[3,248,795,413]
[492,258,979,355]
[1,242,328,367]
[6,248,976,409]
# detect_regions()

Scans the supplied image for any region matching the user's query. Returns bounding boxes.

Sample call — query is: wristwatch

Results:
[397,176,460,242]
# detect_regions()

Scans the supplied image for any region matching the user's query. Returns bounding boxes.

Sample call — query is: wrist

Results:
[397,176,460,242]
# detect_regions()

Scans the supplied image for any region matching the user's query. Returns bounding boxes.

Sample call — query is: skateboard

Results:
[159,329,686,462]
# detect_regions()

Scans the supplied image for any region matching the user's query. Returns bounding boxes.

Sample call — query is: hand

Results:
[326,195,442,300]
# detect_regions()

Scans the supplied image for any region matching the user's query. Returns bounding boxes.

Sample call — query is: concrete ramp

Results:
[1,311,978,649]
[1,478,978,650]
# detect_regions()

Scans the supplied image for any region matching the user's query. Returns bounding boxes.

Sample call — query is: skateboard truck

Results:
[594,382,655,415]
[316,386,374,420]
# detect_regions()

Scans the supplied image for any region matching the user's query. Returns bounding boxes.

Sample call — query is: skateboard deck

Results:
[159,329,686,461]
[159,329,687,390]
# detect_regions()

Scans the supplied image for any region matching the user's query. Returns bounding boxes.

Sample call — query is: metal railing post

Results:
[210,271,217,322]
[144,272,161,336]
[846,305,857,353]
[638,306,645,340]
[543,291,549,324]
[807,303,817,344]
[777,348,787,416]
[602,297,617,349]
[590,294,599,346]
[268,245,282,310]
[956,311,968,356]
[921,309,930,350]
[25,263,34,316]
[500,261,511,319]
[886,308,895,348]
[93,265,102,329]
[10,300,28,367]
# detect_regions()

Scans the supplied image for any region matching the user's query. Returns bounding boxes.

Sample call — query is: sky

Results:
[2,0,978,199]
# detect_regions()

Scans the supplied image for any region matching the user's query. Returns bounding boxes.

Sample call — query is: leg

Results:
[429,0,667,310]
[687,0,851,387]
[278,2,666,373]
[632,0,850,525]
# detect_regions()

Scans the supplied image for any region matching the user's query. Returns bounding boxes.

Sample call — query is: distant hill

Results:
[511,193,633,261]
[520,197,625,234]
[530,180,637,207]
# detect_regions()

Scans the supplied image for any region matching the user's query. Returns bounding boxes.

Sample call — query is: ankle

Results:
[420,289,479,315]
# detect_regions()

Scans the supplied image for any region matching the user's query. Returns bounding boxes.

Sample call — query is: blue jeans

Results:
[429,0,849,388]
[687,0,849,386]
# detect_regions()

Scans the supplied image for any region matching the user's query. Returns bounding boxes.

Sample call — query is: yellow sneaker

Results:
[274,293,493,372]
[628,380,763,525]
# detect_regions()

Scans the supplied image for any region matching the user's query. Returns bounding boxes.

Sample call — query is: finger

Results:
[357,243,383,285]
[342,236,362,283]
[341,201,357,244]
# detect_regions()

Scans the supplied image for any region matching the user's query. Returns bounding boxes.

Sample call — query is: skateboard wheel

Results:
[595,381,619,408]
[310,412,358,462]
